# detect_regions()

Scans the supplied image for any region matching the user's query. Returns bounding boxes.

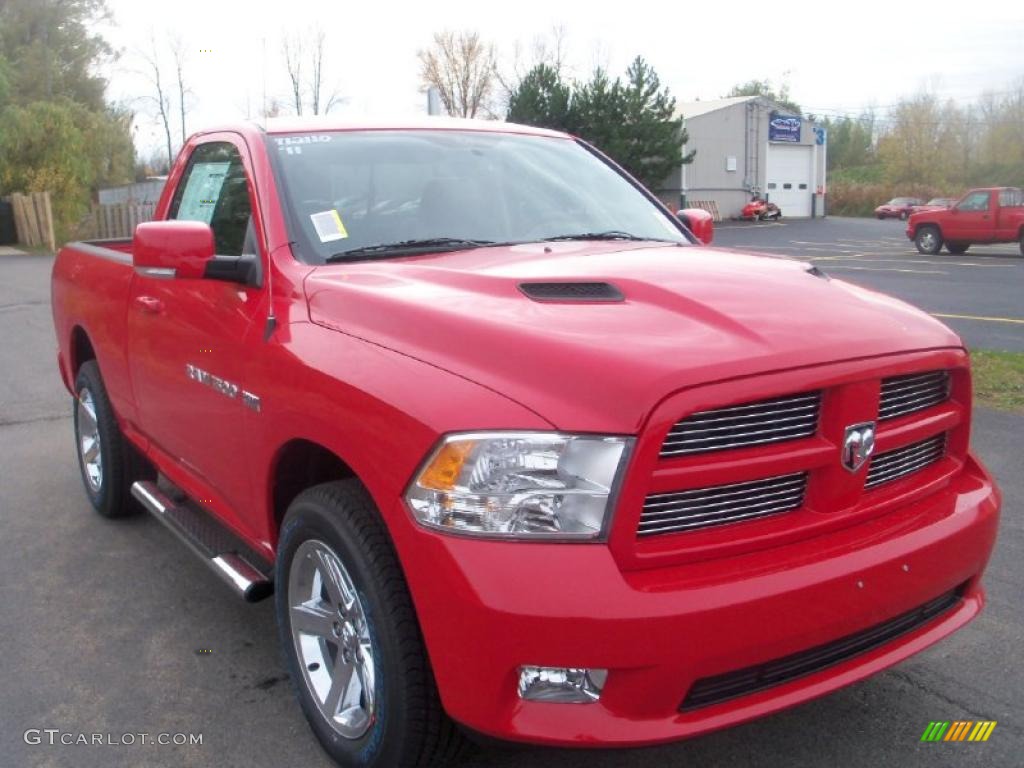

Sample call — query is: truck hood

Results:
[304,241,961,433]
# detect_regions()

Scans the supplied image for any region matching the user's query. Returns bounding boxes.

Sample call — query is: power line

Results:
[802,86,1024,117]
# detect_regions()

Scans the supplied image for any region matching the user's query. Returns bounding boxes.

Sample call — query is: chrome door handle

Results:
[134,295,164,314]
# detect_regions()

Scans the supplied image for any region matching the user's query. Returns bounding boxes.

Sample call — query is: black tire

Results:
[899,210,909,221]
[276,480,469,768]
[946,242,970,255]
[914,225,943,255]
[73,360,148,517]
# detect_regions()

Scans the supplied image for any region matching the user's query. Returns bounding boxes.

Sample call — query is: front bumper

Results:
[391,453,999,747]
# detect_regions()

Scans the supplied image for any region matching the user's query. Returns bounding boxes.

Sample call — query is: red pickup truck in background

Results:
[51,118,1000,768]
[908,186,1024,254]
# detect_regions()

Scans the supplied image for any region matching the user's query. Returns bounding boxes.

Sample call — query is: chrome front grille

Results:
[639,473,807,536]
[879,371,950,421]
[865,434,946,489]
[661,392,821,457]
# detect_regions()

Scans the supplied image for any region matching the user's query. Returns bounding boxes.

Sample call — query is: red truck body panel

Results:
[51,118,1000,747]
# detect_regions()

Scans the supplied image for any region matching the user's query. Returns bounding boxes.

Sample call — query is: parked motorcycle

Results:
[741,197,782,221]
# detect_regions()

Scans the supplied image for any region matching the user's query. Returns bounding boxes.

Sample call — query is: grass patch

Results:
[972,350,1024,413]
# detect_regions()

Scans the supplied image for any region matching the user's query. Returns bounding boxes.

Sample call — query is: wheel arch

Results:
[69,325,97,379]
[267,438,360,546]
[914,221,942,238]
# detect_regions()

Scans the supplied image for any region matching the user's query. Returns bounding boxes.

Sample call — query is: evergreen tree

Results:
[505,56,692,191]
[616,56,690,190]
[506,63,573,133]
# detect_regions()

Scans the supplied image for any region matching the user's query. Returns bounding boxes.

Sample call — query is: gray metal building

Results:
[657,95,827,220]
[97,177,167,206]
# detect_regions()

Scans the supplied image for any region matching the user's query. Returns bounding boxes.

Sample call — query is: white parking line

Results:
[933,312,1024,325]
[824,265,948,275]
[819,256,1018,268]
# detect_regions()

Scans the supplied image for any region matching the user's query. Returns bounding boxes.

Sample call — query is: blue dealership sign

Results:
[769,114,802,143]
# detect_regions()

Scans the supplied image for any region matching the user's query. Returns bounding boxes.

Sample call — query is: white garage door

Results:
[767,145,812,217]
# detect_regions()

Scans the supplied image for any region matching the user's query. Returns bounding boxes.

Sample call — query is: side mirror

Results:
[133,220,215,279]
[677,208,715,245]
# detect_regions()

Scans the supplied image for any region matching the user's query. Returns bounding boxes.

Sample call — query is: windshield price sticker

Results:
[311,210,349,242]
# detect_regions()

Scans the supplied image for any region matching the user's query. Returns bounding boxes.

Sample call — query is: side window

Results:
[169,142,254,256]
[957,191,990,212]
[999,188,1022,208]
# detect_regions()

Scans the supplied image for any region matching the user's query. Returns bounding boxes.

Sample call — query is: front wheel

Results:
[276,481,469,768]
[899,211,909,221]
[914,226,943,255]
[946,242,970,254]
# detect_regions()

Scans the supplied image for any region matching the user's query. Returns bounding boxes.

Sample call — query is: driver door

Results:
[127,136,267,537]
[946,191,993,242]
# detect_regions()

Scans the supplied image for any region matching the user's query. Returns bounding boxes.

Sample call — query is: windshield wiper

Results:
[327,237,500,263]
[540,230,664,242]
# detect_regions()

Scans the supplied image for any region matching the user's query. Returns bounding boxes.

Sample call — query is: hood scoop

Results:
[518,281,625,303]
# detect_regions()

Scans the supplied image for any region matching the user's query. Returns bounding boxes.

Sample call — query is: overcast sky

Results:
[100,0,1024,158]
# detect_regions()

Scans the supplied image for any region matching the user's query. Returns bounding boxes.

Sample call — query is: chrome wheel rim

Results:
[289,540,376,740]
[76,388,103,493]
[919,231,937,251]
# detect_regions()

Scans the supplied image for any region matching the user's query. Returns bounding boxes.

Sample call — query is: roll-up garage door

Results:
[766,145,812,217]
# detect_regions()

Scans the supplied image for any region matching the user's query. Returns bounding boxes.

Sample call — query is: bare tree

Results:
[497,25,568,112]
[138,36,175,169]
[282,28,342,116]
[169,35,190,144]
[308,29,342,115]
[283,32,304,115]
[418,30,497,118]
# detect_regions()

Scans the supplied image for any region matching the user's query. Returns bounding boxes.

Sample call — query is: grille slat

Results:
[640,502,808,535]
[664,409,820,437]
[642,477,807,509]
[865,434,946,489]
[878,371,950,420]
[880,379,947,398]
[661,393,821,457]
[679,396,820,418]
[639,473,807,536]
[642,488,808,520]
[878,388,949,415]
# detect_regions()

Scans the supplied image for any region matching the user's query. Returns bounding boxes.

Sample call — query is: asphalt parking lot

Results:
[714,216,1024,352]
[1,219,1021,767]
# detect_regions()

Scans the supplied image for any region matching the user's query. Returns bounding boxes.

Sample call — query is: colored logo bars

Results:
[920,721,997,742]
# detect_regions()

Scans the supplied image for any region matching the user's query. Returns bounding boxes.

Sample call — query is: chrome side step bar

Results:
[131,481,273,602]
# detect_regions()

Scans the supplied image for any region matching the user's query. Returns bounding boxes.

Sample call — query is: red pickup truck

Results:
[908,186,1024,254]
[52,118,1000,768]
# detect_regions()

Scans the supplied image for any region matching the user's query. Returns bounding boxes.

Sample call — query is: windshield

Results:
[266,130,688,263]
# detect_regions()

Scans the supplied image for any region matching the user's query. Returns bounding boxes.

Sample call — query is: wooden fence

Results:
[686,200,722,223]
[4,192,56,251]
[92,202,156,240]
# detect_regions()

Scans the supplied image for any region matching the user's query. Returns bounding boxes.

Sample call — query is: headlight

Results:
[405,432,632,539]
